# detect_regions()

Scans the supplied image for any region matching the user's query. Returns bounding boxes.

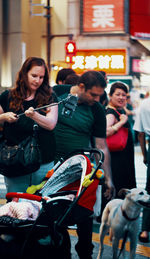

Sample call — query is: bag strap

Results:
[113,109,121,116]
[33,123,39,138]
[107,105,121,116]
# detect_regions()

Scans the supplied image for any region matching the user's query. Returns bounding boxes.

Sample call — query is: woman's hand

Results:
[119,114,128,125]
[25,107,35,118]
[2,112,18,123]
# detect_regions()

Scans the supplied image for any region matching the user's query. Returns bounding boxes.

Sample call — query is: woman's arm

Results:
[0,105,18,125]
[138,132,147,165]
[24,105,58,131]
[106,113,128,137]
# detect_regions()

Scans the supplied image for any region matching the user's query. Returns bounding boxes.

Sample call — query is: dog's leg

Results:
[97,203,112,259]
[97,223,109,259]
[129,233,138,259]
[112,237,119,259]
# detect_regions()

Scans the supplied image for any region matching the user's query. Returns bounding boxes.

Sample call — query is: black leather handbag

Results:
[0,124,41,177]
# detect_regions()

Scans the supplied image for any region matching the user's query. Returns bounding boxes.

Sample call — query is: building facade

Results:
[0,0,150,90]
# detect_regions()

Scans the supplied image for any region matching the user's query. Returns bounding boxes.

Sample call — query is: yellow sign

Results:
[71,49,127,75]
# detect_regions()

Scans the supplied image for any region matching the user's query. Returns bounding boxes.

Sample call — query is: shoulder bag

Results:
[0,124,41,177]
[106,109,128,152]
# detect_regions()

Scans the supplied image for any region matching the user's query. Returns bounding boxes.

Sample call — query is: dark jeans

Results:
[75,216,94,259]
[142,140,150,232]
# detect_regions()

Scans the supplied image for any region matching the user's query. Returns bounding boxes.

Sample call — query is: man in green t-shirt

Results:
[54,70,115,259]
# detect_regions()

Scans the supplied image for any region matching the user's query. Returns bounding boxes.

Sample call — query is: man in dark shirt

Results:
[54,70,115,259]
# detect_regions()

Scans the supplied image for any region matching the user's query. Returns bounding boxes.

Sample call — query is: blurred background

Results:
[0,0,150,108]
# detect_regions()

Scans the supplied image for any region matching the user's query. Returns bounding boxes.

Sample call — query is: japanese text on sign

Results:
[71,49,127,75]
[82,0,124,33]
[92,5,115,28]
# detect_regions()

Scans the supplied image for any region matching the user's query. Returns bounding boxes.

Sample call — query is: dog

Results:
[97,188,150,259]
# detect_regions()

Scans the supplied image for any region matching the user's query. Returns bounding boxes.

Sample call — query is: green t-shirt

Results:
[54,93,106,160]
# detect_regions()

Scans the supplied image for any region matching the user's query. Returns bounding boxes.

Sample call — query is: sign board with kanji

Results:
[81,0,125,33]
[71,49,127,75]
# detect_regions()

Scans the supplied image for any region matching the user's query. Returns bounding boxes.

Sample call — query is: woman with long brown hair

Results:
[0,57,58,193]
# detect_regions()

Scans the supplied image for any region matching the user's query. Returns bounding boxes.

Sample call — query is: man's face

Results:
[79,85,104,106]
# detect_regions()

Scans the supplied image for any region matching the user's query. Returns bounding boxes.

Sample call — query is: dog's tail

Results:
[117,230,128,259]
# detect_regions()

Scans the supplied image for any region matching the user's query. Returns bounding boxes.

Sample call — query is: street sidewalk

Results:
[70,144,150,258]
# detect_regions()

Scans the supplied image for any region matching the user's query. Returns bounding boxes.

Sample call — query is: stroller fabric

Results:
[40,154,87,196]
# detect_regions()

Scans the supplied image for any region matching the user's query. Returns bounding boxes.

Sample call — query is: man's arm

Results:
[95,137,115,199]
[138,132,147,165]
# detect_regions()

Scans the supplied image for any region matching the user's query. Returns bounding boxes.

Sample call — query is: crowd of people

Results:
[0,58,149,258]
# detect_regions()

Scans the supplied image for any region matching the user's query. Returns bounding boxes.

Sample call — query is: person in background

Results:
[106,82,136,196]
[65,73,80,86]
[133,97,150,243]
[0,57,58,193]
[55,68,76,85]
[124,93,136,143]
[54,70,115,259]
[53,68,77,96]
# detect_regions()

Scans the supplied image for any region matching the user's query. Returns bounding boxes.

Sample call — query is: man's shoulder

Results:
[53,84,71,96]
[92,101,103,109]
[92,102,105,114]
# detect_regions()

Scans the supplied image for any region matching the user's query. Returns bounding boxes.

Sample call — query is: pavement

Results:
[69,219,150,259]
[69,144,150,258]
[0,144,150,258]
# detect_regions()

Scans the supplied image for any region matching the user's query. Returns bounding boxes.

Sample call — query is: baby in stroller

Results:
[0,148,104,259]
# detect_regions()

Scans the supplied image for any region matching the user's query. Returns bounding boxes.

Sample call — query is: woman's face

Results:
[27,65,45,93]
[110,88,127,108]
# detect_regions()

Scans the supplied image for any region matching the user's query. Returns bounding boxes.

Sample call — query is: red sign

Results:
[130,0,150,39]
[65,41,76,63]
[82,0,125,33]
[65,41,76,55]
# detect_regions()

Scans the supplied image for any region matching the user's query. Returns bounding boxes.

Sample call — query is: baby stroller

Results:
[0,148,104,259]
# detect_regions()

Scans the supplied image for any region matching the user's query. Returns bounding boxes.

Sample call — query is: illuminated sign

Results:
[71,49,127,75]
[132,59,150,74]
[65,41,76,63]
[82,0,125,33]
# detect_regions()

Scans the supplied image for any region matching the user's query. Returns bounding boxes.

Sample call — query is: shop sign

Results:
[82,0,125,33]
[132,59,150,74]
[71,49,127,75]
[130,0,150,39]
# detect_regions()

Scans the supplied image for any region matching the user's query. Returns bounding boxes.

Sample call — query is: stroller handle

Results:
[6,192,43,202]
[64,148,104,164]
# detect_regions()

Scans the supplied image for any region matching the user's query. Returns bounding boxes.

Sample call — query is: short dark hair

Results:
[109,81,128,96]
[79,71,106,90]
[56,68,76,84]
[65,73,80,86]
[99,71,107,80]
[100,90,108,106]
